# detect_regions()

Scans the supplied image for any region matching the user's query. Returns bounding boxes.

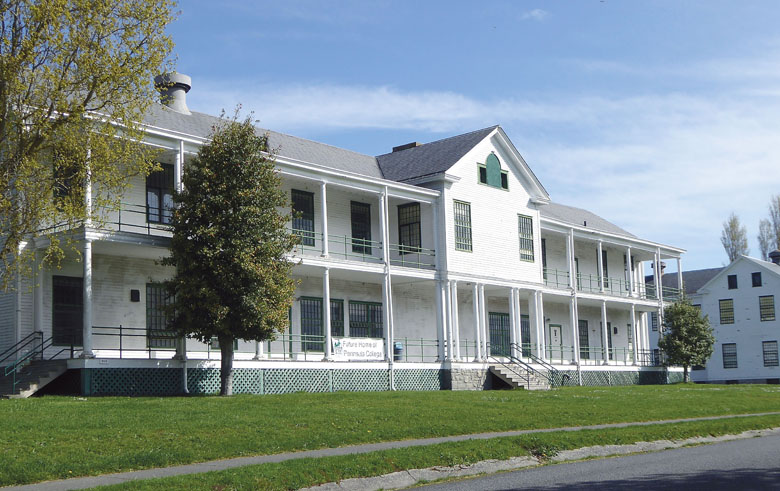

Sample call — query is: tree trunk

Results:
[683,365,689,383]
[219,336,234,396]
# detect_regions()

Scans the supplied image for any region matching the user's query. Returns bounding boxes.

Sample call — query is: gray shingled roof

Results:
[376,126,498,182]
[143,104,383,178]
[644,267,723,295]
[540,202,635,238]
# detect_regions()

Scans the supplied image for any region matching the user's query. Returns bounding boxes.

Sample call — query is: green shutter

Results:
[485,154,502,188]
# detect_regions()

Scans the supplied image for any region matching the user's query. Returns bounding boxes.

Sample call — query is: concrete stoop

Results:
[489,365,550,390]
[0,360,68,398]
[299,427,780,491]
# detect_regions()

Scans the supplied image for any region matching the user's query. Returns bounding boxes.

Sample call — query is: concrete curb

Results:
[5,412,780,490]
[300,427,780,491]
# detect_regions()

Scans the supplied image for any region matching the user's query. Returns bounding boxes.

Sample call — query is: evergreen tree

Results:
[163,113,297,395]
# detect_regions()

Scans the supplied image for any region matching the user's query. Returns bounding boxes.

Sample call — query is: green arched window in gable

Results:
[478,153,509,190]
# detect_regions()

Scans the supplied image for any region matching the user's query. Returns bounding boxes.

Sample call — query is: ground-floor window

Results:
[763,341,778,367]
[348,301,383,338]
[146,283,176,349]
[488,312,510,357]
[520,314,530,356]
[722,343,738,369]
[299,297,346,350]
[52,275,83,346]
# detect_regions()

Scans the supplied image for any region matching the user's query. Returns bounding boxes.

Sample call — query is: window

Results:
[300,297,324,351]
[719,299,735,324]
[517,214,534,262]
[651,312,658,331]
[350,201,372,254]
[477,153,508,190]
[727,274,738,290]
[146,163,174,224]
[763,341,779,367]
[52,276,83,346]
[291,189,315,247]
[330,299,345,337]
[722,343,738,369]
[760,295,775,321]
[489,312,511,356]
[692,304,702,311]
[541,238,547,271]
[578,320,590,360]
[348,301,383,338]
[752,272,762,287]
[453,200,472,252]
[520,314,531,356]
[600,250,609,288]
[147,283,175,348]
[398,203,421,253]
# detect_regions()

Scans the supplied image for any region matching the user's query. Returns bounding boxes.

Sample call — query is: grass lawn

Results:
[2,384,780,486]
[100,414,780,490]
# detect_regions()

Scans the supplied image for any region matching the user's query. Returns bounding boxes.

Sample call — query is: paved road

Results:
[420,433,780,490]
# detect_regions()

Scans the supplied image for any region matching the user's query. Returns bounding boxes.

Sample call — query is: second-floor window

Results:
[517,214,534,262]
[454,200,472,252]
[398,203,421,253]
[727,274,738,289]
[719,299,735,324]
[600,250,609,288]
[760,295,775,321]
[146,163,174,224]
[651,311,658,331]
[350,201,372,254]
[291,189,315,247]
[752,272,762,287]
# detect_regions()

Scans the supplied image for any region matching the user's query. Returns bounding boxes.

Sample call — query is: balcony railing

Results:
[543,267,680,302]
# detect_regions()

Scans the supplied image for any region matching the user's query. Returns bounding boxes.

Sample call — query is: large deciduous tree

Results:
[0,0,176,283]
[720,212,748,263]
[658,298,714,383]
[163,113,297,396]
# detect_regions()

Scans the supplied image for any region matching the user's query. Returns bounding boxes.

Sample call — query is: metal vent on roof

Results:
[392,142,421,153]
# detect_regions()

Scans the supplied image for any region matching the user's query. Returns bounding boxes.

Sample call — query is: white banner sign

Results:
[331,337,384,361]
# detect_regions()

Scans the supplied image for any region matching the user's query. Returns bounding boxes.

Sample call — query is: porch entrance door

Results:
[547,324,563,360]
[52,275,83,346]
[520,314,530,356]
[488,312,510,357]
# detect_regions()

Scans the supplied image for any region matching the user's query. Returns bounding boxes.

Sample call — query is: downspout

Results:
[15,245,22,360]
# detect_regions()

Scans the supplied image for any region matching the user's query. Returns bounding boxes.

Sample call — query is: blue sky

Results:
[169,1,780,271]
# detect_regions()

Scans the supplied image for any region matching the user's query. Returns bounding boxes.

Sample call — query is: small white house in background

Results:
[0,73,686,397]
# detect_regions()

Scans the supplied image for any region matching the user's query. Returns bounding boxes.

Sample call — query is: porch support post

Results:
[655,248,665,320]
[508,287,517,358]
[81,238,94,358]
[631,304,638,365]
[626,246,634,296]
[175,140,184,193]
[323,267,332,360]
[514,289,523,358]
[450,281,460,361]
[479,284,488,360]
[569,293,579,365]
[435,280,446,361]
[472,283,481,362]
[566,229,575,289]
[382,273,391,361]
[538,291,546,361]
[600,300,608,364]
[676,257,683,293]
[253,340,264,360]
[320,181,329,256]
[597,240,604,292]
[33,248,43,336]
[445,280,454,361]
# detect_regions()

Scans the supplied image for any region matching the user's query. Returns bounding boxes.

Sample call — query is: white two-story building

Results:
[0,74,685,396]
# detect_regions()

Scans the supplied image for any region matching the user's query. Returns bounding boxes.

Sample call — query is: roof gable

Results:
[697,255,780,293]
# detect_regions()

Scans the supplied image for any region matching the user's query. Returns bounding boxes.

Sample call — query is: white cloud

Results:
[520,9,549,22]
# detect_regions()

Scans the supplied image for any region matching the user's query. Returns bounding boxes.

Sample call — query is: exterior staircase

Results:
[1,360,68,398]
[489,364,551,390]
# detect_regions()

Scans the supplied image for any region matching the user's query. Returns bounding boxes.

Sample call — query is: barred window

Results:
[146,163,174,224]
[330,299,345,337]
[651,312,658,331]
[763,341,779,367]
[453,200,472,252]
[722,343,738,369]
[760,295,775,322]
[719,299,735,324]
[752,272,762,287]
[350,201,372,255]
[300,297,324,351]
[147,283,175,349]
[398,203,421,253]
[291,189,315,247]
[348,301,383,338]
[517,214,534,262]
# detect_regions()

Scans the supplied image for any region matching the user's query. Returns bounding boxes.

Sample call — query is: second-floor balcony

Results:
[544,267,680,302]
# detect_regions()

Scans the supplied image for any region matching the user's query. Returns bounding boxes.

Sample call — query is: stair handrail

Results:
[0,331,43,366]
[487,354,531,389]
[3,335,56,394]
[514,343,565,387]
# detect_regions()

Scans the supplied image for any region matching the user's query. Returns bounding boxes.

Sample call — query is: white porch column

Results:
[514,289,523,358]
[509,287,517,358]
[175,140,184,193]
[530,291,540,358]
[479,284,488,360]
[253,340,264,360]
[33,249,43,336]
[81,239,94,358]
[320,181,329,256]
[597,240,604,292]
[626,246,634,296]
[566,229,575,289]
[631,304,638,365]
[676,257,683,293]
[445,280,454,360]
[569,294,579,364]
[600,300,608,364]
[655,248,664,319]
[472,283,481,361]
[323,267,332,360]
[382,274,391,361]
[451,281,461,360]
[435,280,446,361]
[538,291,546,361]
